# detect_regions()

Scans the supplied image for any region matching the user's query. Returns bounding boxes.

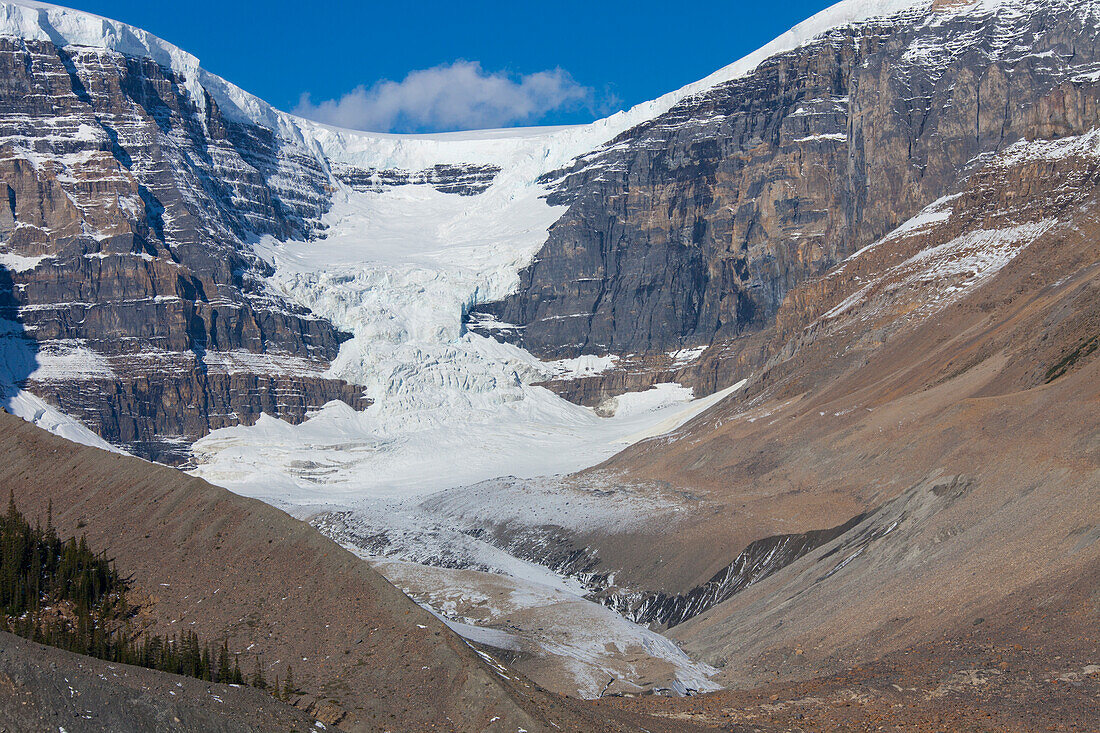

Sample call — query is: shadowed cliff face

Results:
[469,1,1100,361]
[0,262,37,411]
[598,512,867,629]
[0,38,367,461]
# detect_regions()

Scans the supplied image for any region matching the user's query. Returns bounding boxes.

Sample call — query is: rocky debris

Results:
[605,564,1100,731]
[334,162,500,195]
[373,560,722,700]
[470,0,1100,365]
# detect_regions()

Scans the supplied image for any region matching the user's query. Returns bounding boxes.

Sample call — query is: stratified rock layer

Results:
[471,1,1100,362]
[0,37,365,460]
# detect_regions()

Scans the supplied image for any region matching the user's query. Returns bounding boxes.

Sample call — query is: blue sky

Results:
[72,0,835,133]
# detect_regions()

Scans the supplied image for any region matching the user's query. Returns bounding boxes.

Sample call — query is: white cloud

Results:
[294,60,596,133]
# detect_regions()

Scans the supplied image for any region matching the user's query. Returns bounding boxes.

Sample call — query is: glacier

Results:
[188,125,748,505]
[182,0,978,504]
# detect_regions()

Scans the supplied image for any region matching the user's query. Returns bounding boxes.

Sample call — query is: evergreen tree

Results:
[0,496,253,691]
[216,640,231,683]
[284,665,295,699]
[251,657,267,689]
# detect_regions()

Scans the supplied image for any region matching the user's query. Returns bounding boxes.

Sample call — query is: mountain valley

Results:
[0,0,1097,729]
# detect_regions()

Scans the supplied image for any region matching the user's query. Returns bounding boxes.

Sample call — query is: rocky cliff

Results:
[0,30,370,461]
[334,162,501,195]
[470,0,1100,370]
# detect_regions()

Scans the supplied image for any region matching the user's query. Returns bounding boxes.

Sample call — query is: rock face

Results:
[0,36,366,461]
[470,0,1100,361]
[599,512,866,629]
[38,356,367,463]
[334,162,501,195]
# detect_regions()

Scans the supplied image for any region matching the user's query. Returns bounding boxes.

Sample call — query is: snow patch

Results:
[4,389,119,452]
[598,383,694,419]
[545,354,618,379]
[27,339,114,381]
[826,220,1056,326]
[669,345,707,366]
[0,252,51,272]
[993,128,1100,166]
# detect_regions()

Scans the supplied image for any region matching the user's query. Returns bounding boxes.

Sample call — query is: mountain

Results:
[0,0,1097,728]
[0,0,1096,470]
[0,0,366,462]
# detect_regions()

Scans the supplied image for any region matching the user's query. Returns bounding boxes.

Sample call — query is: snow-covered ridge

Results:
[0,0,307,143]
[0,1,199,72]
[0,0,1012,172]
[4,0,1050,195]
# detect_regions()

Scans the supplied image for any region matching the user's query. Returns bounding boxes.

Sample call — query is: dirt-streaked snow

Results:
[377,559,720,698]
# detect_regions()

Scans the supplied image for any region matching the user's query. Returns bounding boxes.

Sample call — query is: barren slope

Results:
[380,100,1100,732]
[570,123,1100,728]
[608,562,1099,731]
[0,631,318,732]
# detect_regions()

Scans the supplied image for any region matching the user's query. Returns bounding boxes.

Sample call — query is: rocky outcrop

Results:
[334,162,500,195]
[28,352,368,463]
[0,37,363,460]
[469,1,1100,364]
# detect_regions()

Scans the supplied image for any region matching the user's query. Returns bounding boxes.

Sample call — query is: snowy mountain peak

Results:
[0,0,313,143]
[0,1,199,75]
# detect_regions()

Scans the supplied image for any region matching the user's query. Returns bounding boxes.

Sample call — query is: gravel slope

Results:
[0,631,318,733]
